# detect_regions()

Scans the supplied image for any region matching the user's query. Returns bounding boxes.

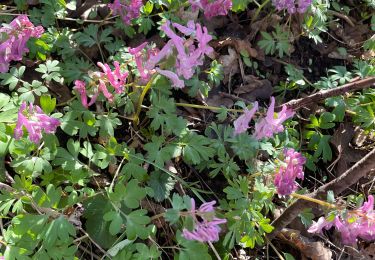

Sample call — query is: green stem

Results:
[133,75,157,125]
[252,0,271,22]
[175,103,243,113]
[290,193,336,209]
[56,96,77,107]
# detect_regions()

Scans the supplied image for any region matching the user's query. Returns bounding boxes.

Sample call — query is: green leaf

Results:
[125,209,151,240]
[103,211,124,235]
[165,209,180,224]
[42,216,75,248]
[298,208,314,228]
[40,95,56,114]
[319,112,336,129]
[148,171,175,202]
[284,253,296,260]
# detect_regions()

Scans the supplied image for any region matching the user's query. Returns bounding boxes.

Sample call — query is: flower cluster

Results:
[274,148,306,195]
[14,102,60,144]
[0,15,44,73]
[182,199,227,242]
[254,97,294,140]
[130,20,213,88]
[128,42,159,83]
[189,0,232,19]
[272,0,312,14]
[233,97,294,138]
[308,195,375,245]
[109,0,143,25]
[74,61,128,108]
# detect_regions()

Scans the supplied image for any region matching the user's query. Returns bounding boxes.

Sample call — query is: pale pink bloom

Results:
[160,20,213,80]
[274,148,306,195]
[155,68,184,89]
[182,198,227,242]
[172,20,196,36]
[254,97,294,140]
[109,0,143,24]
[144,41,173,71]
[233,102,258,135]
[308,195,375,245]
[0,15,44,72]
[129,42,159,82]
[189,0,232,19]
[14,102,60,143]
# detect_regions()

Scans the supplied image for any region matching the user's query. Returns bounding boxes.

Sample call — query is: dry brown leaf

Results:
[218,47,239,84]
[211,37,258,58]
[205,94,233,109]
[278,228,333,260]
[233,75,273,101]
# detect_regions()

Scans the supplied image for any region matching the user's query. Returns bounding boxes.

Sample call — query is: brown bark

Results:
[278,76,375,110]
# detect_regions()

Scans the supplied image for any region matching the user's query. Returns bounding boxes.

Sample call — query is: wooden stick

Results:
[278,76,375,110]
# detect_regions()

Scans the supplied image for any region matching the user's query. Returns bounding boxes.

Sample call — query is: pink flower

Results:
[97,61,128,93]
[155,68,184,89]
[308,195,375,245]
[182,198,227,242]
[0,15,44,72]
[272,0,312,14]
[109,0,143,25]
[74,62,127,107]
[129,42,158,82]
[233,102,258,135]
[189,0,232,19]
[144,41,173,71]
[160,21,213,80]
[14,102,60,143]
[274,148,306,195]
[254,97,294,140]
[74,80,89,108]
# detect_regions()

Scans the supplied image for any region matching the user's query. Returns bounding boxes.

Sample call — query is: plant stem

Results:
[252,0,271,22]
[175,103,243,113]
[133,75,157,125]
[290,193,336,208]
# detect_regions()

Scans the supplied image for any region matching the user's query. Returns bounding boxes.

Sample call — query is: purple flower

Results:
[14,102,60,143]
[308,195,375,245]
[272,0,312,14]
[160,20,213,81]
[233,102,258,135]
[254,97,294,140]
[182,198,227,243]
[155,68,184,89]
[274,148,306,195]
[0,15,44,73]
[109,0,143,25]
[129,42,159,82]
[189,0,232,19]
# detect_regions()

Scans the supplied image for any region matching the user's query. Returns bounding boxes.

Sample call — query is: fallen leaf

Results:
[211,37,258,59]
[233,75,273,101]
[218,47,239,84]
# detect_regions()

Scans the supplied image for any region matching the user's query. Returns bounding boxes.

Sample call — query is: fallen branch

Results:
[268,147,375,240]
[279,76,375,110]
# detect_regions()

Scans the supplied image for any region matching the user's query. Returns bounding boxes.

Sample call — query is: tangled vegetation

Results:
[0,0,374,259]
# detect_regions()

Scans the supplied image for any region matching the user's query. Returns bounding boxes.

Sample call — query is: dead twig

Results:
[268,147,375,240]
[279,76,375,110]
